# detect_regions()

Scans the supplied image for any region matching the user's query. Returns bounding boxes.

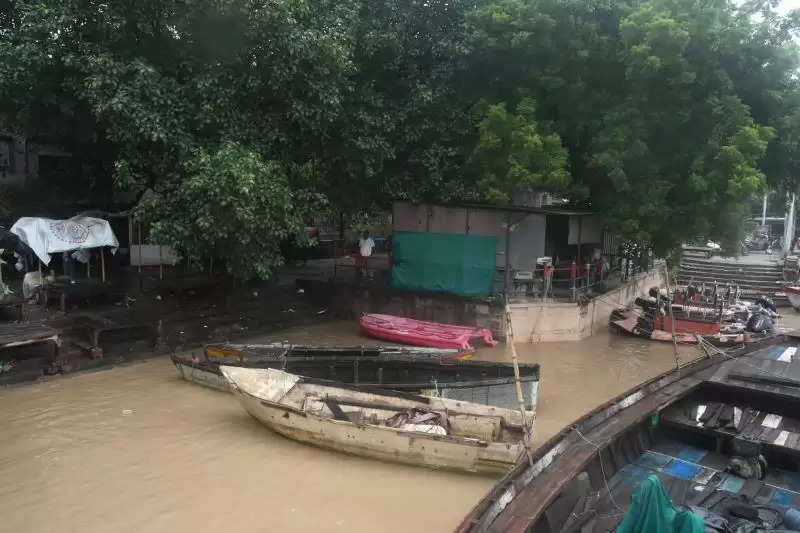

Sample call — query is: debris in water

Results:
[253,291,259,297]
[155,295,162,300]
[122,409,133,416]
[317,309,327,315]
[297,288,305,294]
[283,308,295,313]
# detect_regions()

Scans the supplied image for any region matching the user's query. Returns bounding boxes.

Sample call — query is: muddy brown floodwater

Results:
[1,316,797,532]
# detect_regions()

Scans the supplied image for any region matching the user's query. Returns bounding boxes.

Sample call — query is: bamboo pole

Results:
[100,247,106,283]
[505,302,535,467]
[664,265,680,368]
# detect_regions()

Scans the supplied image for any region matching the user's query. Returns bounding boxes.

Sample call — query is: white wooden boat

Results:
[220,366,530,474]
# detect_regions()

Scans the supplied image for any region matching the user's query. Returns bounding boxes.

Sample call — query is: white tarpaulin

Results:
[10,216,119,265]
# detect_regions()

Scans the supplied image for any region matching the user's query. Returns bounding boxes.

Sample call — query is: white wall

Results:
[509,266,664,342]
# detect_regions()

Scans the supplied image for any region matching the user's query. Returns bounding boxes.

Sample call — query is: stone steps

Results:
[678,254,789,306]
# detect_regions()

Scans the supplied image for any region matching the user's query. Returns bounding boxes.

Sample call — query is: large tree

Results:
[3,0,800,275]
[0,0,352,277]
[465,0,795,255]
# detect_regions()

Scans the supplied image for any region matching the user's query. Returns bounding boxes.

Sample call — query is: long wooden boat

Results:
[360,313,498,350]
[171,344,540,412]
[221,365,531,474]
[203,342,473,362]
[456,333,799,532]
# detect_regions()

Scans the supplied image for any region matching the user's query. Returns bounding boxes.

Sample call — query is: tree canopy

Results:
[1,0,799,276]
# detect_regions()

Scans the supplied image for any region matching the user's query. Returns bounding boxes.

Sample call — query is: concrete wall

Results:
[297,264,664,344]
[295,279,507,339]
[509,266,665,342]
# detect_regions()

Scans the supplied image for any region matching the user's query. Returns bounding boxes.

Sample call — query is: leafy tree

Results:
[0,0,352,277]
[468,98,569,204]
[137,143,321,279]
[465,0,789,256]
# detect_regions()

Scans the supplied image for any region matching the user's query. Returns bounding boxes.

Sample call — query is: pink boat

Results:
[359,313,498,351]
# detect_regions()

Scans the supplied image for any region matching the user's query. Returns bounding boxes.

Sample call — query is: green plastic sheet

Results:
[616,475,704,533]
[390,231,498,297]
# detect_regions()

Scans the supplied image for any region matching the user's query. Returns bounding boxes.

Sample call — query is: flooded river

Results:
[0,318,794,532]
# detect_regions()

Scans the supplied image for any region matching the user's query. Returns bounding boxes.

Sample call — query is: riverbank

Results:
[6,315,786,532]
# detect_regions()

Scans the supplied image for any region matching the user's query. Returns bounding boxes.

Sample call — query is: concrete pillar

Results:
[762,193,768,226]
[784,193,796,255]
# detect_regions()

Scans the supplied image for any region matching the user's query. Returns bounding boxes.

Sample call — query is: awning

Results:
[10,216,119,265]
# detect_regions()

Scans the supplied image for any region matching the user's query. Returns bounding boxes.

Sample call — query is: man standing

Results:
[359,230,375,279]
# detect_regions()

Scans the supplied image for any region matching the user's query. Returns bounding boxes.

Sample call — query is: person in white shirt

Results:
[358,230,375,278]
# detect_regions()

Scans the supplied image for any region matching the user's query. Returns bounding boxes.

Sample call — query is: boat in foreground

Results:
[220,365,530,474]
[172,343,540,411]
[359,313,498,350]
[457,333,800,532]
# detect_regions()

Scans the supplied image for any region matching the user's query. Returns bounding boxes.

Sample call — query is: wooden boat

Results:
[608,308,769,347]
[783,285,800,310]
[203,342,473,362]
[220,365,530,474]
[359,313,498,350]
[171,344,540,412]
[456,333,800,532]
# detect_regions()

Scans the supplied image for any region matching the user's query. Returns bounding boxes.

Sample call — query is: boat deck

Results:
[531,339,800,533]
[572,436,800,532]
[710,343,800,401]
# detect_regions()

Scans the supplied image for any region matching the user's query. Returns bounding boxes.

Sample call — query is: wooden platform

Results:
[0,323,59,351]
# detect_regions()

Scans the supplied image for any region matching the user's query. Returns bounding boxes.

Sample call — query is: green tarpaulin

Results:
[390,231,497,297]
[616,475,704,533]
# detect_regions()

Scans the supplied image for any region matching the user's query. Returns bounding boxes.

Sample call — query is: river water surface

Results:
[1,318,794,532]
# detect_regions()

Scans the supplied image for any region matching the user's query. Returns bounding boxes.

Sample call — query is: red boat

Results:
[359,313,498,351]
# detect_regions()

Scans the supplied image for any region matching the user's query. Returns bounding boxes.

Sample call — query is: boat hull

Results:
[173,360,229,392]
[359,314,497,350]
[223,367,525,475]
[234,390,521,474]
[172,356,540,413]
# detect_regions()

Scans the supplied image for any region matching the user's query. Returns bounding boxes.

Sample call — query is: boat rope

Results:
[570,424,624,517]
[698,336,785,379]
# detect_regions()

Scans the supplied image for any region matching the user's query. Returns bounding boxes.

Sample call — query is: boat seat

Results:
[661,400,800,460]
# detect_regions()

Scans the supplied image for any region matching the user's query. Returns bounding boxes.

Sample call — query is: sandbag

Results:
[746,312,773,333]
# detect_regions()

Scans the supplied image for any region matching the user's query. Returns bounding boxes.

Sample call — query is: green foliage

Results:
[468,98,569,204]
[2,0,800,273]
[137,143,322,279]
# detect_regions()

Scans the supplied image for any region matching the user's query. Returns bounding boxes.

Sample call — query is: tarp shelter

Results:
[10,216,119,265]
[390,231,497,297]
